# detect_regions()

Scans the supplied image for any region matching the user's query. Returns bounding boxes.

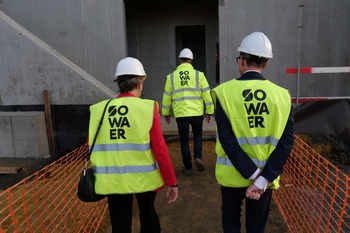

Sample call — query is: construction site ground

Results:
[97,133,350,232]
[0,140,289,233]
[0,115,349,232]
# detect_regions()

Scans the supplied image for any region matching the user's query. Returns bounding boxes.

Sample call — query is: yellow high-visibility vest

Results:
[162,63,214,118]
[89,98,163,194]
[212,79,291,189]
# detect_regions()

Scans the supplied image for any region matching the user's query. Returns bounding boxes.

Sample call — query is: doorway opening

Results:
[175,25,206,73]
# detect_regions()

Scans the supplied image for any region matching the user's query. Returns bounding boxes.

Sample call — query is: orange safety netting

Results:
[0,145,108,233]
[0,136,349,232]
[274,135,350,233]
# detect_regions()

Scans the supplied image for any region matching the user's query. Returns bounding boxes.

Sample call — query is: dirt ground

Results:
[298,133,350,175]
[1,133,349,232]
[0,157,55,190]
[96,139,290,233]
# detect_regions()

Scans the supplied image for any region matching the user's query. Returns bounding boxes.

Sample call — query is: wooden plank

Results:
[43,90,56,159]
[0,167,22,174]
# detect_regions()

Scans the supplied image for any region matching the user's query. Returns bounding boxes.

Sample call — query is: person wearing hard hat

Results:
[211,32,294,232]
[162,48,214,176]
[89,57,178,233]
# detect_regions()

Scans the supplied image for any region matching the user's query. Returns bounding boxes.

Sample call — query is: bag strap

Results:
[87,99,112,161]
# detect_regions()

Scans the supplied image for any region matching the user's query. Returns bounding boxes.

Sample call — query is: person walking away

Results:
[211,32,294,233]
[162,48,214,176]
[89,57,178,233]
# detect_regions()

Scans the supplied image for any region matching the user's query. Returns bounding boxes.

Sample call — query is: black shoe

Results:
[182,167,191,176]
[195,159,205,172]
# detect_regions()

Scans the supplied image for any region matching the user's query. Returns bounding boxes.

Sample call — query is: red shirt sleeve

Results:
[150,102,177,186]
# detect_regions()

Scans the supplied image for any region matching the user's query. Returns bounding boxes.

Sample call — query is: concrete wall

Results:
[1,0,349,106]
[0,11,118,105]
[1,0,125,104]
[297,1,350,98]
[219,0,298,89]
[0,112,49,158]
[219,0,350,99]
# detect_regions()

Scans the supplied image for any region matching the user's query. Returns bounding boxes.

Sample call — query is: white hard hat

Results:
[179,48,193,60]
[114,57,147,81]
[237,32,273,58]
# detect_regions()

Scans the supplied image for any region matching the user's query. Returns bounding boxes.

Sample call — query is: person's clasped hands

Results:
[246,183,265,200]
[246,168,269,200]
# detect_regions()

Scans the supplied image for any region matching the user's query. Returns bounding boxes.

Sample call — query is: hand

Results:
[206,115,213,124]
[246,184,264,200]
[165,116,171,124]
[166,186,178,204]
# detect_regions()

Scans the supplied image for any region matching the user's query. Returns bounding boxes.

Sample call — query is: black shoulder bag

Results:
[77,100,111,202]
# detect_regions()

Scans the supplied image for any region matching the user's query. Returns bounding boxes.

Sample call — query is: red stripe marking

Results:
[291,98,329,103]
[286,68,313,74]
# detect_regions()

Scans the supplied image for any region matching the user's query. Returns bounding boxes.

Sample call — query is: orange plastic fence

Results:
[0,145,108,233]
[273,135,350,233]
[0,136,349,232]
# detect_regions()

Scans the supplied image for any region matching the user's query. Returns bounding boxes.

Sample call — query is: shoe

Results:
[182,167,191,176]
[195,159,205,172]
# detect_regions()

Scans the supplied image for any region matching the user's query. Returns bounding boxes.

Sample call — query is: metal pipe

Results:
[296,3,304,106]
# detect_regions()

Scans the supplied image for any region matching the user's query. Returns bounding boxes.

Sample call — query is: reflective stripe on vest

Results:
[93,161,159,174]
[213,79,291,189]
[89,98,164,194]
[90,142,151,152]
[216,156,267,168]
[237,135,279,147]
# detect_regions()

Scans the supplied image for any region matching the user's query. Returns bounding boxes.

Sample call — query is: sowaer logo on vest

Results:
[242,89,270,128]
[179,71,190,86]
[108,105,130,139]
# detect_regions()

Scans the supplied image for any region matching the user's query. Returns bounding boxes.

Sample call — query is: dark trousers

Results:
[176,116,204,170]
[108,191,160,233]
[221,186,272,233]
